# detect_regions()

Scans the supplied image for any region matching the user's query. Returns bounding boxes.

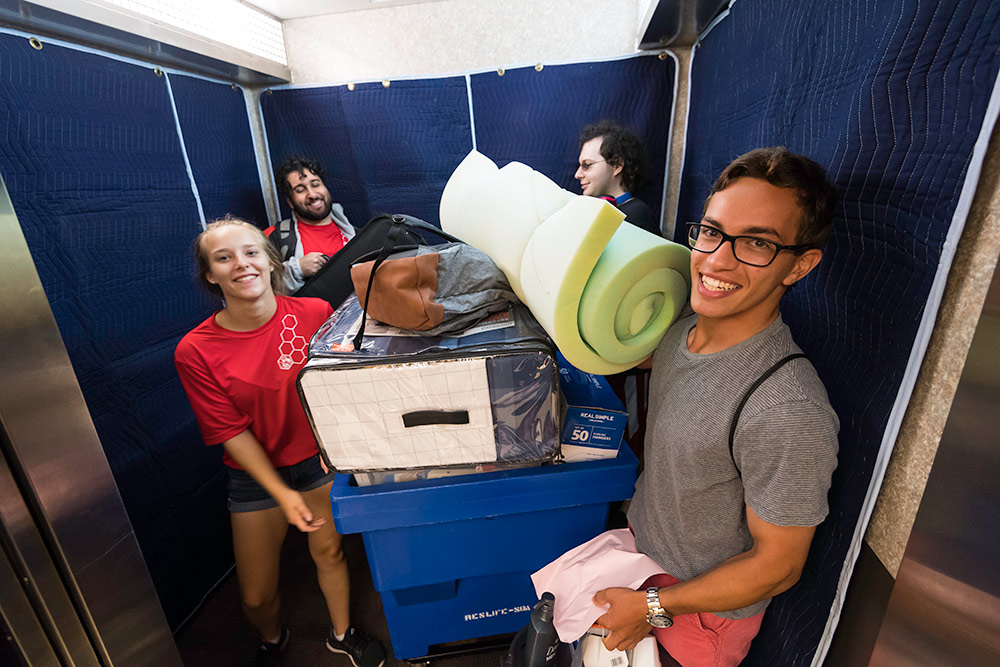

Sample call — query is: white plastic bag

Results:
[579,630,660,667]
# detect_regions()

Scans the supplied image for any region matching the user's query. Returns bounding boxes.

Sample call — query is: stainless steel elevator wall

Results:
[869,260,1000,666]
[0,173,180,665]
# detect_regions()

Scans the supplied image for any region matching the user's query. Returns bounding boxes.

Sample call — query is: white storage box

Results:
[298,295,561,474]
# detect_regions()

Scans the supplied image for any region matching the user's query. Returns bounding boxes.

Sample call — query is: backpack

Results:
[268,216,299,262]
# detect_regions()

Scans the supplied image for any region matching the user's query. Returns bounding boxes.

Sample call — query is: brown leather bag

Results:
[347,216,517,344]
[350,250,445,331]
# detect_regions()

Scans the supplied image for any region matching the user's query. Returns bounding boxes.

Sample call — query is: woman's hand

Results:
[222,431,328,533]
[277,488,327,532]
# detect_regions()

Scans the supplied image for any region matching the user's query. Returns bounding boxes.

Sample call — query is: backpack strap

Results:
[728,353,807,474]
[269,217,298,261]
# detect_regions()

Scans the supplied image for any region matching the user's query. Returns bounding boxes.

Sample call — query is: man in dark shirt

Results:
[575,122,659,459]
[575,121,658,236]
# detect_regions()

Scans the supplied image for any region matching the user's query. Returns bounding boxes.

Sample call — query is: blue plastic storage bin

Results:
[330,446,638,660]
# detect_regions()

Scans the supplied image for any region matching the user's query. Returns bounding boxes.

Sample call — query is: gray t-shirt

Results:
[627,314,839,619]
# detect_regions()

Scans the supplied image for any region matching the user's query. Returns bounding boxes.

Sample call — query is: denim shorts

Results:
[227,454,336,513]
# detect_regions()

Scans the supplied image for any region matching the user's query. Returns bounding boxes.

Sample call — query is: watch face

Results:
[646,613,673,629]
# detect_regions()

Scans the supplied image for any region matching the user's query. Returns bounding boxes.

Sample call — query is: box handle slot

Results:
[402,410,470,427]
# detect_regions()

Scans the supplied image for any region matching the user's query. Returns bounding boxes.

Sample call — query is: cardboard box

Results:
[557,353,628,462]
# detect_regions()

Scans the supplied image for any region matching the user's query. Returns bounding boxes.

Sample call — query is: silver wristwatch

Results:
[645,587,673,628]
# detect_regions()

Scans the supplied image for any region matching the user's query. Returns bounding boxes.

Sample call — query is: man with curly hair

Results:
[575,121,658,236]
[266,156,356,292]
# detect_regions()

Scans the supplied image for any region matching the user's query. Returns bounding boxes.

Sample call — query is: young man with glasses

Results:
[591,147,840,667]
[575,121,658,236]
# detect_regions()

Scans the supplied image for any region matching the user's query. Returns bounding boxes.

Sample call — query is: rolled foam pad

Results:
[518,196,630,374]
[578,223,691,365]
[439,150,499,227]
[441,154,570,297]
[440,150,691,375]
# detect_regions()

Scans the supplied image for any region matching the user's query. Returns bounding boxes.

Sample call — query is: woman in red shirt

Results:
[175,217,385,667]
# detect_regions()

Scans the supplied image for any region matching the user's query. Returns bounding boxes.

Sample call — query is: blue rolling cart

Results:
[330,446,638,660]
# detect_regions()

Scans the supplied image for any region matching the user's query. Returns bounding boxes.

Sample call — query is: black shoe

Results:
[326,626,387,667]
[255,627,290,666]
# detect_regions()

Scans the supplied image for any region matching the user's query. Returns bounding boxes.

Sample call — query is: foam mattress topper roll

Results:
[439,151,690,375]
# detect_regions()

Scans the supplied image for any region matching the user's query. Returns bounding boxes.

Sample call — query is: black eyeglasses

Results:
[686,223,812,267]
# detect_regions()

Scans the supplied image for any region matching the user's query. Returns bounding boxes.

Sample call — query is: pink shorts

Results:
[643,573,764,667]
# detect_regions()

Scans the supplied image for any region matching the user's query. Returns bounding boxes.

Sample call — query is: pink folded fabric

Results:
[530,528,666,642]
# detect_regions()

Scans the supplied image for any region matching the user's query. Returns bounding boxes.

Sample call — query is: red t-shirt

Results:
[264,218,349,256]
[174,296,334,469]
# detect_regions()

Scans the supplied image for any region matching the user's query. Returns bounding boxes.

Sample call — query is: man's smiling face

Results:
[575,137,623,197]
[690,177,820,332]
[285,168,333,222]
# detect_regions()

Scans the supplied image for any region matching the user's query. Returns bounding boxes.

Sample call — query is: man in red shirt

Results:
[266,157,356,292]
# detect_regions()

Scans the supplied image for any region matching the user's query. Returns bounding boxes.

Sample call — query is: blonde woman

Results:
[175,217,385,667]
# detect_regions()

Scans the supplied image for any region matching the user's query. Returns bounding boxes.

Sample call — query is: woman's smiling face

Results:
[201,224,275,302]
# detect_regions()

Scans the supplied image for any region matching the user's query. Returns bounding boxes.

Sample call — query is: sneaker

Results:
[326,626,387,667]
[255,627,290,666]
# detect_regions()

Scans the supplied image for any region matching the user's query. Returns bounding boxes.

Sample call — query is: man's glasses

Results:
[577,159,606,172]
[686,223,812,267]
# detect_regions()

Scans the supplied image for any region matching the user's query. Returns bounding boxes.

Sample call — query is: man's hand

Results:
[593,587,651,651]
[300,251,328,277]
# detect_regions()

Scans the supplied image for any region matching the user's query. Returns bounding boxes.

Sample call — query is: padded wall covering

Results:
[0,32,238,628]
[169,74,270,226]
[261,78,473,226]
[259,54,675,231]
[471,55,674,228]
[677,1,1000,664]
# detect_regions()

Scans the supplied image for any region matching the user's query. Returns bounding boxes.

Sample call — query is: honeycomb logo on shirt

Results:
[277,314,308,370]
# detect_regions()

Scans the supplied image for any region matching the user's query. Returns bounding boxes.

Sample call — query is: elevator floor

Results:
[174,528,507,667]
